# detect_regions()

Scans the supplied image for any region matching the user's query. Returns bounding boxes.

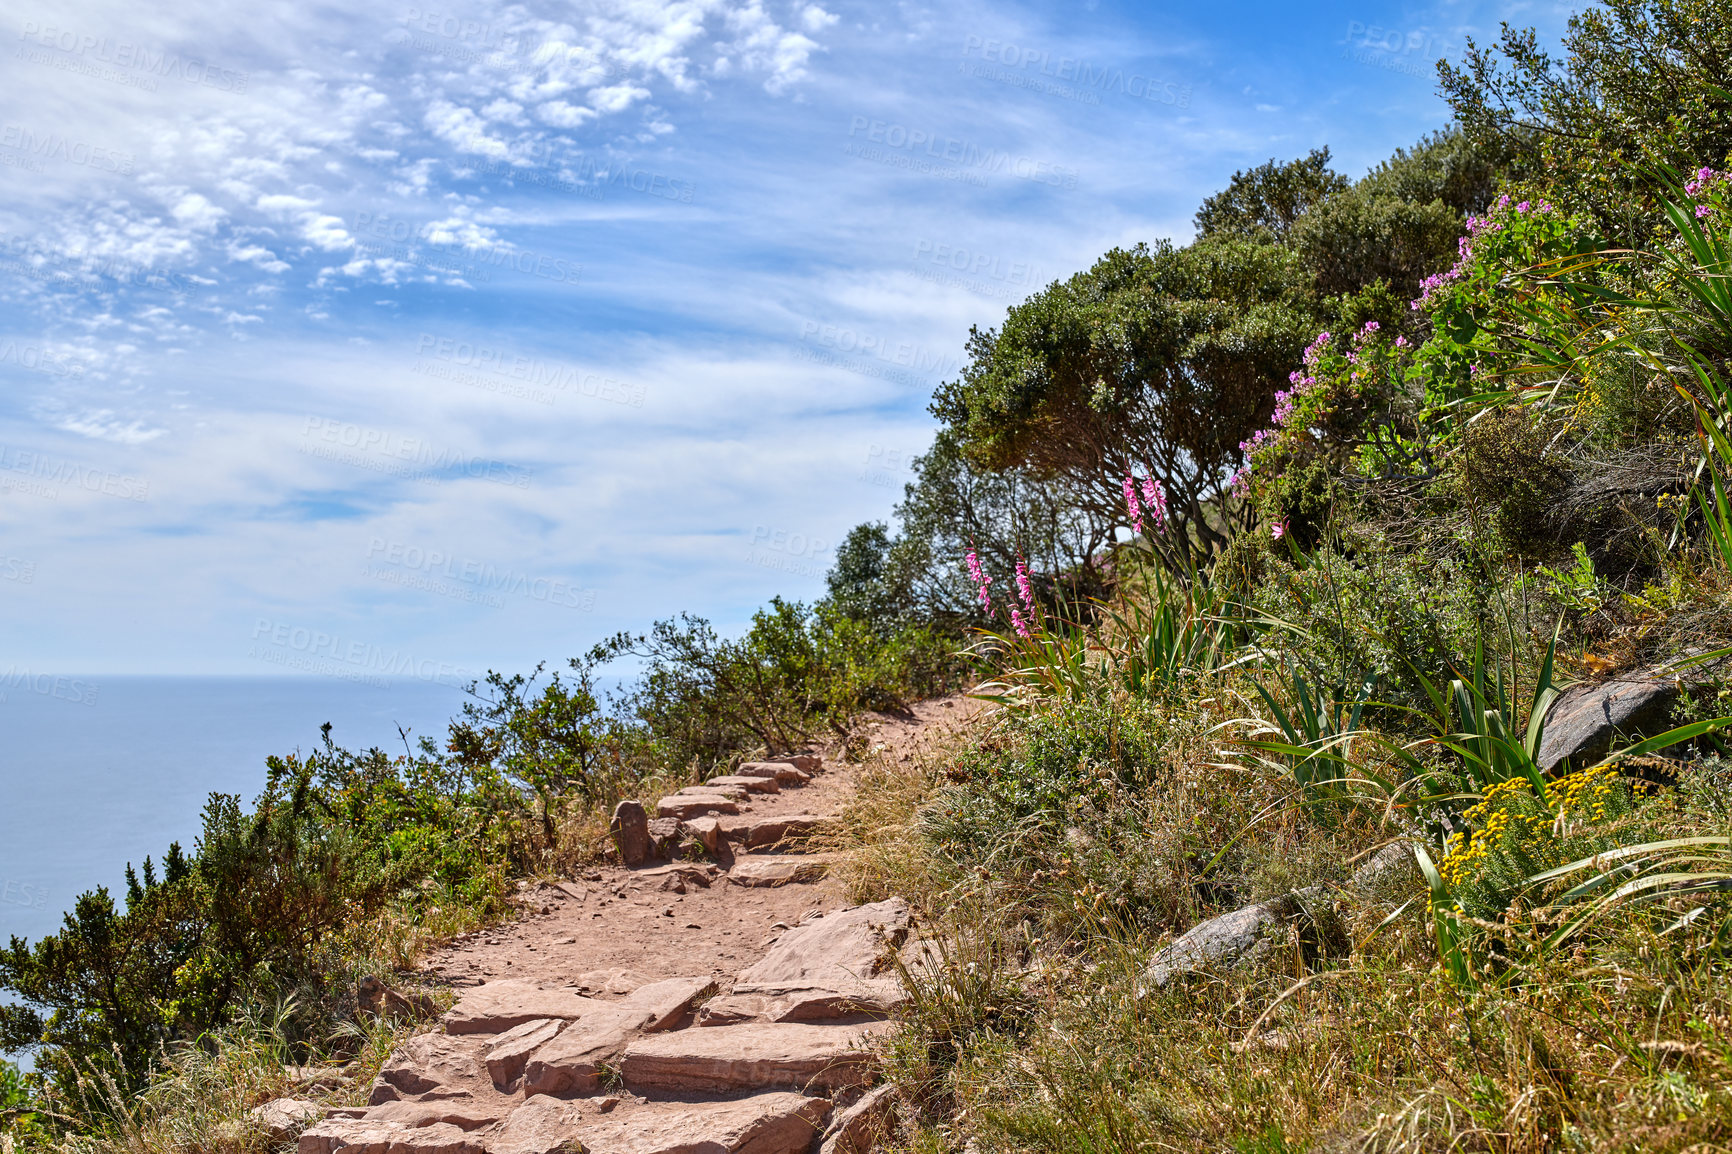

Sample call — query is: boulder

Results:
[729,858,830,887]
[610,800,650,866]
[1143,894,1304,988]
[736,762,812,785]
[1348,842,1421,897]
[633,863,713,892]
[679,815,721,855]
[734,900,910,999]
[620,1022,889,1093]
[577,1093,830,1154]
[251,1098,324,1141]
[483,1018,565,1089]
[656,794,740,820]
[442,980,597,1034]
[706,774,780,794]
[744,814,835,851]
[1538,676,1680,773]
[819,1084,899,1154]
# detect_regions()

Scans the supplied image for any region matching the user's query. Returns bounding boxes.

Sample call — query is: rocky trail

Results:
[267,698,974,1154]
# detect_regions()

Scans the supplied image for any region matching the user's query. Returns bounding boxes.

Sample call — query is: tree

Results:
[932,236,1319,564]
[1440,0,1732,242]
[1194,147,1350,242]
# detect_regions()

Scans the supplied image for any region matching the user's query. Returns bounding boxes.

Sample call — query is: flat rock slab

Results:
[736,762,812,785]
[300,1118,488,1154]
[484,1096,589,1154]
[1144,895,1302,988]
[1538,677,1680,773]
[820,1084,898,1154]
[679,782,748,801]
[443,981,598,1035]
[744,814,834,851]
[520,977,715,1095]
[707,774,780,794]
[657,794,741,820]
[620,1022,888,1093]
[734,900,910,997]
[374,1034,489,1101]
[729,858,830,888]
[696,988,899,1027]
[580,1093,831,1154]
[483,1018,564,1089]
[364,1101,504,1132]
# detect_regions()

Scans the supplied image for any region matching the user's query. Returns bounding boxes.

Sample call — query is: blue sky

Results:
[0,0,1569,680]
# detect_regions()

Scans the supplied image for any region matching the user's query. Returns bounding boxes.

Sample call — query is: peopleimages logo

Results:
[0,667,99,706]
[414,334,647,407]
[960,36,1191,107]
[845,116,1078,189]
[365,538,598,611]
[0,878,50,911]
[16,21,250,93]
[249,620,474,687]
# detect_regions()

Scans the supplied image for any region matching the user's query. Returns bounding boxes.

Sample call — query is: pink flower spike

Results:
[1272,520,1287,541]
[1140,475,1167,530]
[1011,608,1032,639]
[1123,474,1144,534]
[1015,560,1035,613]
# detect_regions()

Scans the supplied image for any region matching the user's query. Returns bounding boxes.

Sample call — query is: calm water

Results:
[0,676,468,945]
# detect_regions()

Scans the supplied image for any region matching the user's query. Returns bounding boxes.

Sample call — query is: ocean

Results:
[0,676,469,947]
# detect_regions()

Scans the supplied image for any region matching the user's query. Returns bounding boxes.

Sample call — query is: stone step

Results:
[736,762,812,784]
[520,976,716,1095]
[620,1022,888,1094]
[656,793,740,820]
[742,813,835,850]
[733,899,910,998]
[728,857,831,887]
[706,773,780,794]
[441,980,596,1035]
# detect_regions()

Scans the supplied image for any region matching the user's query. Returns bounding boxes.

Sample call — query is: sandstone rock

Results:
[744,814,835,851]
[443,980,597,1034]
[1538,677,1680,773]
[627,975,719,1032]
[820,1084,898,1154]
[611,800,650,866]
[634,863,713,891]
[656,794,740,820]
[695,993,769,1026]
[375,1034,488,1099]
[484,1018,565,1089]
[300,1118,489,1154]
[1143,894,1304,988]
[765,754,822,773]
[734,900,910,999]
[520,1003,648,1096]
[483,1096,588,1154]
[728,858,829,887]
[251,1098,324,1141]
[645,817,682,857]
[679,782,749,802]
[620,1022,887,1093]
[574,968,655,995]
[679,815,721,854]
[737,762,811,785]
[578,1094,830,1154]
[706,774,781,794]
[364,1100,503,1131]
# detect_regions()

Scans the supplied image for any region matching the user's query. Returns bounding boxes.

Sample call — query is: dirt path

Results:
[280,697,974,1154]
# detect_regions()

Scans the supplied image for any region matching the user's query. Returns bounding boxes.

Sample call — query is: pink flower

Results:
[1272,520,1287,541]
[1229,466,1251,498]
[1011,608,1032,639]
[1015,559,1035,613]
[966,549,992,612]
[1395,336,1408,348]
[1698,204,1713,219]
[1124,474,1144,534]
[1140,476,1167,531]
